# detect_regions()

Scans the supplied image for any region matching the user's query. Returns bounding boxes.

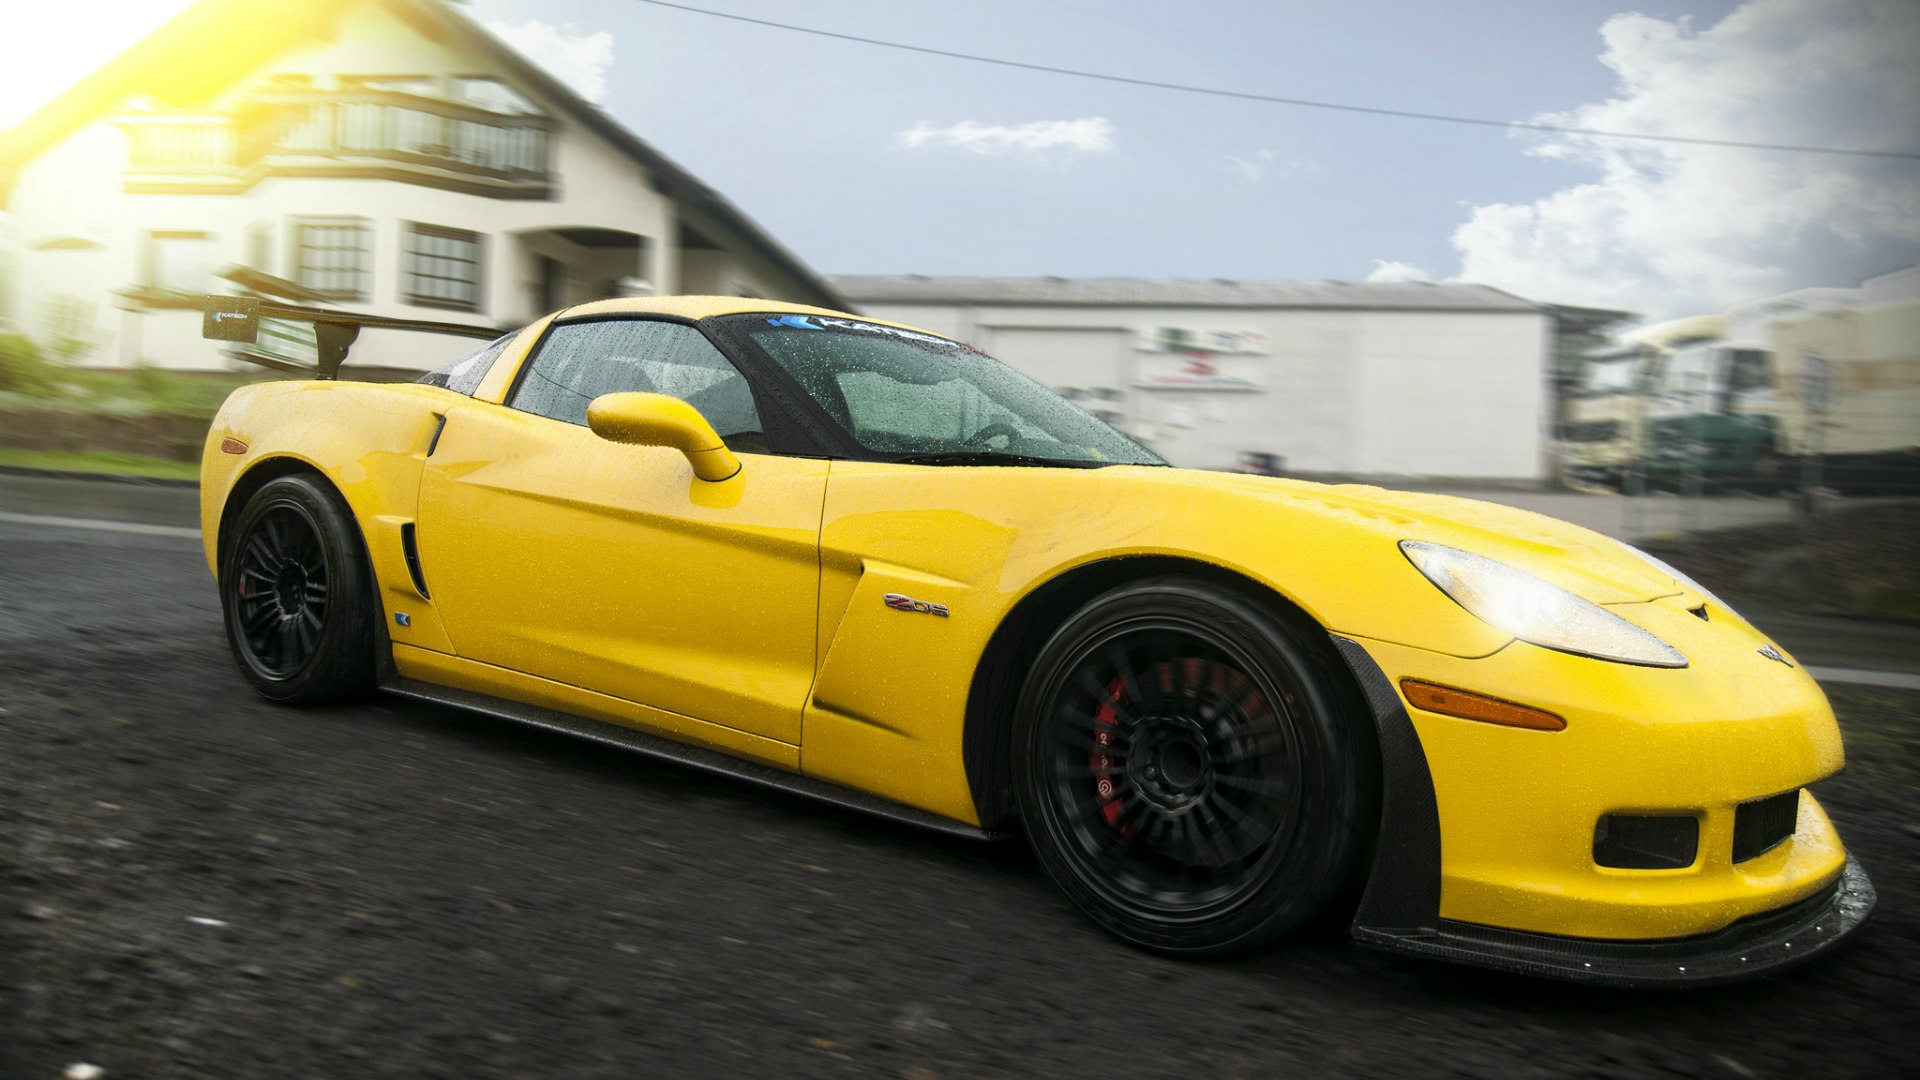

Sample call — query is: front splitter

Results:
[1353,856,1876,988]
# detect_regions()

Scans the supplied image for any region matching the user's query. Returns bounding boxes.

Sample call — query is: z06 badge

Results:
[883,592,949,617]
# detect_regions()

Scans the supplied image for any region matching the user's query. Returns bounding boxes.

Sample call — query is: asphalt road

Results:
[2,484,1917,1079]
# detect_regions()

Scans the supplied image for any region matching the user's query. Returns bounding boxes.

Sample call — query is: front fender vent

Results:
[400,522,430,600]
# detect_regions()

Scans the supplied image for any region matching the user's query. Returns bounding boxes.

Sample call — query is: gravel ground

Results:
[3,520,1918,1079]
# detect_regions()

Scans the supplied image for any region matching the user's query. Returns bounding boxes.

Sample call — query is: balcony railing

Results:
[124,90,555,189]
[261,90,553,180]
[125,117,239,173]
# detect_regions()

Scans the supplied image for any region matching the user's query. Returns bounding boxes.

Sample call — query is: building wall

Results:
[869,303,974,341]
[860,300,1552,479]
[673,202,828,305]
[678,248,798,300]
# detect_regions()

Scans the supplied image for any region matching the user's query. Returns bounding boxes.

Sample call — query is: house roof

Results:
[828,275,1551,313]
[1539,302,1635,334]
[0,0,847,310]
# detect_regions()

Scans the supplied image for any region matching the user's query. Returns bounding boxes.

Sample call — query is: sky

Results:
[2,0,1916,321]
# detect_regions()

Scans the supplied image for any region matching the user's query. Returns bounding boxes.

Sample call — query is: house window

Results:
[404,223,484,311]
[148,231,216,295]
[293,219,371,300]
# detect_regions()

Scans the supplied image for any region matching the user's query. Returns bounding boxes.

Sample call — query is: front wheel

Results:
[221,474,378,704]
[1012,577,1376,957]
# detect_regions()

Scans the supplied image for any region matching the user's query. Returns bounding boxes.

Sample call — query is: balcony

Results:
[123,90,557,199]
[125,117,239,174]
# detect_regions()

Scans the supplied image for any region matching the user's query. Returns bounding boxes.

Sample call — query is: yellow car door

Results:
[414,317,826,749]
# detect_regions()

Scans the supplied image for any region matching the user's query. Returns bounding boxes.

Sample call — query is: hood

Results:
[1159,471,1683,606]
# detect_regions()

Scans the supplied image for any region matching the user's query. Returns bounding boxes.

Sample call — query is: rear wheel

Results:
[1012,576,1375,957]
[221,474,377,704]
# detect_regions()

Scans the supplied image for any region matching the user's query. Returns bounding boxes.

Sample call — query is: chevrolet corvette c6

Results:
[199,296,1874,985]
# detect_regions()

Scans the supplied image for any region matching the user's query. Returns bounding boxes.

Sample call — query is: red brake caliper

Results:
[1091,675,1128,828]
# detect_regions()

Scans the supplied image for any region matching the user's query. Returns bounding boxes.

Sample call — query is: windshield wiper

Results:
[886,451,1111,469]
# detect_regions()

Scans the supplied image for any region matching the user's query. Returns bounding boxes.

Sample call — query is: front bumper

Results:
[1562,462,1624,487]
[1328,622,1869,986]
[1339,606,1852,940]
[1355,855,1874,988]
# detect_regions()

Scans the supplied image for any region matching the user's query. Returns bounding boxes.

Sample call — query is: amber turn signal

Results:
[1399,679,1567,731]
[220,437,249,455]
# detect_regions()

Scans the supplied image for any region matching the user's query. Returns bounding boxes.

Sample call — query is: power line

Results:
[632,0,1920,162]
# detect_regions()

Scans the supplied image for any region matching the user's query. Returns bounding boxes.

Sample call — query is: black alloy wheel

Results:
[233,504,330,676]
[221,474,377,704]
[1013,576,1376,957]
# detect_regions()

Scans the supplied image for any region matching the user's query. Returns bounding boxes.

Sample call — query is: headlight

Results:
[1400,541,1687,668]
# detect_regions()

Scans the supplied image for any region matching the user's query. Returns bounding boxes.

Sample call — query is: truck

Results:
[1559,315,1720,490]
[1558,270,1920,495]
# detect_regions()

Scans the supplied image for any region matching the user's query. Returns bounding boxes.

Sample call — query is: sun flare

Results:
[0,0,198,127]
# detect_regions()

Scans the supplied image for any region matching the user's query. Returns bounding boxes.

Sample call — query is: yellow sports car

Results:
[198,295,1873,985]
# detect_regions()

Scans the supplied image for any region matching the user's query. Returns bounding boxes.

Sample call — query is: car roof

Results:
[555,295,934,334]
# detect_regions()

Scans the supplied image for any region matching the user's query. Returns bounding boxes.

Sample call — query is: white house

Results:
[0,0,844,373]
[832,275,1600,480]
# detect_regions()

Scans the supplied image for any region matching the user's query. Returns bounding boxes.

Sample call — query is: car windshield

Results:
[1579,357,1639,395]
[722,313,1165,467]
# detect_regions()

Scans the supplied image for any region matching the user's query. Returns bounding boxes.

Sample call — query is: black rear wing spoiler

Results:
[201,294,507,380]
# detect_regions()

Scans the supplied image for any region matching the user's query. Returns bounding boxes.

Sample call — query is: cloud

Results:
[1386,0,1920,320]
[484,19,614,103]
[897,118,1116,160]
[1227,150,1276,182]
[1366,260,1434,283]
[1224,149,1319,183]
[1224,150,1318,182]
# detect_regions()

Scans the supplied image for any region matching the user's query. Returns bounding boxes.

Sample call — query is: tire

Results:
[1012,576,1377,957]
[220,474,378,704]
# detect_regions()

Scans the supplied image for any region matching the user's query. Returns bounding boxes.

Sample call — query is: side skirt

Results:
[380,675,1000,842]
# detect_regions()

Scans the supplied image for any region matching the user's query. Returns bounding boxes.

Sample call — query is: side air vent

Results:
[400,522,430,599]
[1733,790,1800,862]
[1689,604,1709,621]
[1594,814,1698,870]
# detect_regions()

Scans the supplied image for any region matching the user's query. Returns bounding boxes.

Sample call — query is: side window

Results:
[418,332,515,396]
[510,320,767,452]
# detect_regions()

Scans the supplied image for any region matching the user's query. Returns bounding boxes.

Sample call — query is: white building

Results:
[0,0,843,373]
[833,275,1588,480]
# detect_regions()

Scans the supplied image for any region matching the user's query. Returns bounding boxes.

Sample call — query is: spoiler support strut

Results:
[200,291,505,379]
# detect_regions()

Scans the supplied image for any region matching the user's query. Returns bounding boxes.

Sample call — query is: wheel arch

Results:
[215,456,340,575]
[962,554,1375,833]
[217,454,396,683]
